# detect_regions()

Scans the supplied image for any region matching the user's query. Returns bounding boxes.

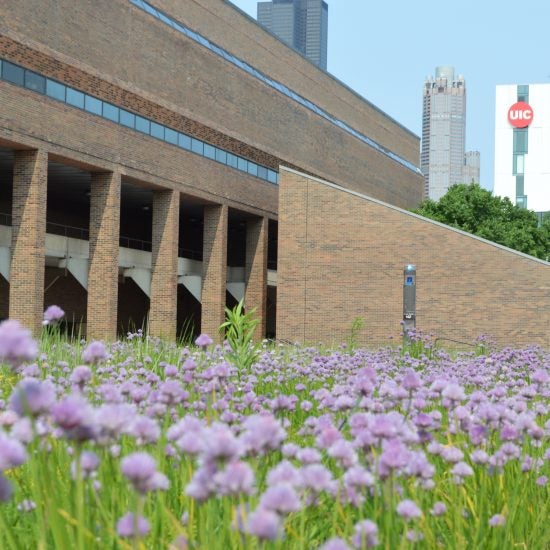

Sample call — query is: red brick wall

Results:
[0,82,278,218]
[9,149,47,334]
[277,168,550,348]
[0,0,423,209]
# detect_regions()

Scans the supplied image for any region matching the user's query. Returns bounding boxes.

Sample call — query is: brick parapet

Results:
[9,149,47,334]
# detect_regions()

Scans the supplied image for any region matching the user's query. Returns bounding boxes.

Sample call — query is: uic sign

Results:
[508,101,534,128]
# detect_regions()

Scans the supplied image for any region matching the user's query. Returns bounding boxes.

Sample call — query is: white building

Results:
[494,83,550,218]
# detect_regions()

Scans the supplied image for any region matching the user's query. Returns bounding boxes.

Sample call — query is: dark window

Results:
[237,157,247,172]
[178,133,191,150]
[46,79,66,101]
[150,122,164,139]
[102,103,119,122]
[191,138,204,155]
[165,128,178,144]
[247,162,258,177]
[204,143,216,159]
[84,95,102,115]
[24,71,46,93]
[516,175,525,196]
[135,116,150,134]
[516,195,527,209]
[66,88,85,109]
[120,109,135,128]
[226,153,238,168]
[513,129,528,153]
[517,84,529,103]
[2,61,24,86]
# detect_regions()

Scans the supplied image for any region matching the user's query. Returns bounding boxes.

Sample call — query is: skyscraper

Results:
[257,0,328,70]
[421,66,479,200]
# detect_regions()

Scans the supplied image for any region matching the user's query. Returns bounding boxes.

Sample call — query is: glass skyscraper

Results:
[421,66,479,200]
[257,0,328,70]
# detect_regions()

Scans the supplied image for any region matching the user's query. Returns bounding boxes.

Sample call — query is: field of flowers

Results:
[0,308,548,549]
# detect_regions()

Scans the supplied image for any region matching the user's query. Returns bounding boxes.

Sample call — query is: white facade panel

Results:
[494,83,550,213]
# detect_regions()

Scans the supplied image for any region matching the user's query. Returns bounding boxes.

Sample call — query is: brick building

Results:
[1,1,547,347]
[0,0,422,341]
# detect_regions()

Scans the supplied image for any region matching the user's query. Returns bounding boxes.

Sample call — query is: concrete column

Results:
[9,150,47,334]
[87,171,121,341]
[149,189,179,340]
[201,204,228,342]
[245,216,268,341]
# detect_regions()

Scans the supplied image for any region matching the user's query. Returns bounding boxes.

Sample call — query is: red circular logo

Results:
[508,102,533,128]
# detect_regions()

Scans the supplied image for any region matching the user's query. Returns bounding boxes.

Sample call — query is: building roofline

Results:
[224,0,419,141]
[280,166,550,267]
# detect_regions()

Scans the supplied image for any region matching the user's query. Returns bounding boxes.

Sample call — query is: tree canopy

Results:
[413,184,550,261]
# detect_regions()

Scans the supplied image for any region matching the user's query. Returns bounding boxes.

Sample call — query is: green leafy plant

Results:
[346,316,365,351]
[219,299,261,371]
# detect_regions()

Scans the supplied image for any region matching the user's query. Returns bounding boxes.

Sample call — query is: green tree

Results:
[413,184,549,261]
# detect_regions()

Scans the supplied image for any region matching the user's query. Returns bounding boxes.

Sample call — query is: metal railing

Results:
[1,212,204,261]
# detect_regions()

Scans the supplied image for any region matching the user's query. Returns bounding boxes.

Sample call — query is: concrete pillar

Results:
[87,171,121,341]
[149,189,179,340]
[201,204,228,342]
[245,216,268,341]
[9,150,47,334]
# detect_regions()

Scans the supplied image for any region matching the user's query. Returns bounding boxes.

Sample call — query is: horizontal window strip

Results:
[0,58,278,185]
[129,0,421,175]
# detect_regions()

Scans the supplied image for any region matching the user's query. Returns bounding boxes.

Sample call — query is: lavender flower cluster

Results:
[0,316,548,548]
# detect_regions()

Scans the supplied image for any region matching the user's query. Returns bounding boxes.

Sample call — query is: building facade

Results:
[494,83,550,219]
[421,66,480,200]
[257,0,328,70]
[277,168,549,348]
[0,0,422,341]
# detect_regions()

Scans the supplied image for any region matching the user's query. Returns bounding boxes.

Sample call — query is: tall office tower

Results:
[421,66,467,200]
[463,150,480,184]
[257,0,328,70]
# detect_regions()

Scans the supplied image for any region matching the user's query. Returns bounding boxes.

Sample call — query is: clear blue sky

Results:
[228,0,550,191]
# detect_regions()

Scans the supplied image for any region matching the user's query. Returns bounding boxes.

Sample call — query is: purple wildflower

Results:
[259,484,301,514]
[81,341,108,365]
[488,514,506,527]
[71,451,100,479]
[116,512,150,538]
[0,433,27,470]
[431,502,447,516]
[195,333,213,348]
[202,423,243,462]
[352,519,378,548]
[9,378,55,417]
[240,414,286,455]
[43,305,65,324]
[121,452,162,494]
[213,461,255,496]
[246,508,282,540]
[69,365,92,387]
[0,320,38,370]
[267,460,301,487]
[396,499,422,520]
[320,538,352,550]
[300,464,334,493]
[0,473,13,502]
